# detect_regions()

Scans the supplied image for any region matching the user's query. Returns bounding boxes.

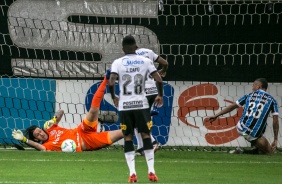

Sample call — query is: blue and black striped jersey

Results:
[236,89,279,138]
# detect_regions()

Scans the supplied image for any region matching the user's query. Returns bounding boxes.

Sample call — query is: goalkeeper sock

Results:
[91,77,107,108]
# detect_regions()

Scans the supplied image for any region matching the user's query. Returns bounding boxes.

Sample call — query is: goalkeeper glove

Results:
[12,129,28,143]
[43,116,57,130]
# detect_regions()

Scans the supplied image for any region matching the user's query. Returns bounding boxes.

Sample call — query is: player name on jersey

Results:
[123,100,144,109]
[251,92,271,103]
[126,67,140,73]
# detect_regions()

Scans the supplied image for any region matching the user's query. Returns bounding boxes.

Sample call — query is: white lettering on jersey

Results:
[76,132,80,149]
[126,67,140,73]
[111,55,157,111]
[145,86,158,95]
[52,130,63,145]
[123,100,144,109]
[122,60,145,66]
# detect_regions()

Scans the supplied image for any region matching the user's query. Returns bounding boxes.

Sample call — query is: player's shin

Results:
[91,77,108,108]
[124,140,136,176]
[143,138,155,174]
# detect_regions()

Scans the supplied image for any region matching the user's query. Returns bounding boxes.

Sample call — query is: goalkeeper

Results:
[12,70,123,152]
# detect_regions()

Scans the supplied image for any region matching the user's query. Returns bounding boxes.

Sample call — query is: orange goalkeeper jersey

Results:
[42,124,82,152]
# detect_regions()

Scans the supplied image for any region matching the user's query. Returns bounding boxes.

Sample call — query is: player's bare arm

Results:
[271,115,279,152]
[151,71,163,107]
[54,109,64,123]
[156,57,168,77]
[207,103,239,123]
[109,73,119,107]
[12,129,46,151]
[26,139,46,151]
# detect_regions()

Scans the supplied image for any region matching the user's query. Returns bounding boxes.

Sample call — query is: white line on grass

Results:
[0,182,53,184]
[0,182,130,184]
[0,158,281,164]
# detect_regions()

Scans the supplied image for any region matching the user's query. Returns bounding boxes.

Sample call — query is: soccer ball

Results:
[61,139,76,152]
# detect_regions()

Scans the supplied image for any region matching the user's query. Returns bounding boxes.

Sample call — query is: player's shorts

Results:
[119,109,151,136]
[78,118,112,151]
[236,122,257,142]
[146,94,157,108]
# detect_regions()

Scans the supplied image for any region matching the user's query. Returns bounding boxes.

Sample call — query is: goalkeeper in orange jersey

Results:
[11,70,123,152]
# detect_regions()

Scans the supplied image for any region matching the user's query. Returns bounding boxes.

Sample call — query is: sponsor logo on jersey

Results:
[136,51,149,56]
[123,100,143,109]
[145,87,158,94]
[122,58,144,66]
[53,130,63,145]
[50,130,56,136]
[126,67,140,73]
[76,132,80,149]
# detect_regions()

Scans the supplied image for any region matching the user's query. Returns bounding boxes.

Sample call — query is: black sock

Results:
[124,141,134,153]
[143,138,153,150]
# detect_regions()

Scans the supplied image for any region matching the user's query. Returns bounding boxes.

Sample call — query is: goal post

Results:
[1,78,281,149]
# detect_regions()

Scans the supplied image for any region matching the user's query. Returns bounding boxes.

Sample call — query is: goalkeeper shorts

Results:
[78,119,112,151]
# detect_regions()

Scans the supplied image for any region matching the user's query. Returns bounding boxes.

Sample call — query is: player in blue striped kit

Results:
[207,78,279,154]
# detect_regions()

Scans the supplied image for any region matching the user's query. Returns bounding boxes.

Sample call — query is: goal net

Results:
[0,0,281,150]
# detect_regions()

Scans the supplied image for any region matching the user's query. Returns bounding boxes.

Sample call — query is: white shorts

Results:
[236,122,257,142]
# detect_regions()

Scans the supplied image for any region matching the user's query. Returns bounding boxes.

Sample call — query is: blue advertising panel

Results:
[85,82,174,145]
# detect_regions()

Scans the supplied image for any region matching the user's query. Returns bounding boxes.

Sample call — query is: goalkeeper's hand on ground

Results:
[12,129,28,143]
[43,116,57,130]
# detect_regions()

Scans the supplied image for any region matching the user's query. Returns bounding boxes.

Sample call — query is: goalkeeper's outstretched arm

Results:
[12,129,46,151]
[25,139,46,151]
[53,109,64,124]
[44,109,64,130]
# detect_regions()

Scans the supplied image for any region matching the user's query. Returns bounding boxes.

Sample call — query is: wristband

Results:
[22,136,27,143]
[51,116,57,123]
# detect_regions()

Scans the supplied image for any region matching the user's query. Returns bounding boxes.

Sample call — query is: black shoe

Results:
[229,147,244,154]
[243,147,260,154]
[135,148,145,156]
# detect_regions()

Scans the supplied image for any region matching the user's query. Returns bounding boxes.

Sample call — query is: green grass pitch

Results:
[0,148,281,184]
